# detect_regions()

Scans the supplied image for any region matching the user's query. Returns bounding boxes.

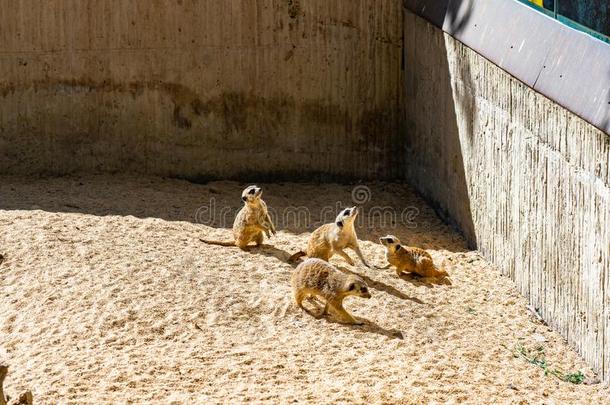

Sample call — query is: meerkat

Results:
[292,258,371,324]
[200,185,276,250]
[289,206,371,268]
[0,359,33,405]
[379,235,448,278]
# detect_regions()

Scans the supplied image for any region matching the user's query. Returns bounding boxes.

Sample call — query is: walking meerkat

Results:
[292,258,371,325]
[289,207,371,268]
[379,235,448,278]
[200,185,276,250]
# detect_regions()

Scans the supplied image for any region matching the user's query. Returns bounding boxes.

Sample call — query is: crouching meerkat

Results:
[289,206,371,268]
[200,185,276,250]
[292,258,371,325]
[379,235,448,278]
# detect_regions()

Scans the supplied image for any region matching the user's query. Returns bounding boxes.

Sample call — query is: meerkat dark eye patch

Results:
[361,287,368,294]
[387,238,394,244]
[343,209,350,216]
[348,283,355,291]
[249,189,256,194]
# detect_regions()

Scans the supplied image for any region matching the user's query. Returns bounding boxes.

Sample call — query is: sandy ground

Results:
[0,175,608,404]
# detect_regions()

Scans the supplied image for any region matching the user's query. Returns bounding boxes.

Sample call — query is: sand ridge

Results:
[0,175,608,404]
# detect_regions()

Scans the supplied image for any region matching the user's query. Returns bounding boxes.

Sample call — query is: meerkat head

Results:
[379,235,402,252]
[335,206,359,228]
[344,276,371,299]
[241,185,263,204]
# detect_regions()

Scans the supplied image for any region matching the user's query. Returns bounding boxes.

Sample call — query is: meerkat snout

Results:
[379,236,390,244]
[336,206,359,227]
[379,234,401,247]
[348,279,371,299]
[241,185,263,204]
[346,206,358,217]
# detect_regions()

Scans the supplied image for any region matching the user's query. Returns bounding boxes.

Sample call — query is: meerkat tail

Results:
[436,258,450,277]
[428,261,448,277]
[434,265,449,277]
[420,258,448,278]
[199,238,236,247]
[288,251,307,263]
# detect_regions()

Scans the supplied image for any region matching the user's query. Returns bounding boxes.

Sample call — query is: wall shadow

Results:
[0,176,471,254]
[403,4,477,249]
[0,2,480,258]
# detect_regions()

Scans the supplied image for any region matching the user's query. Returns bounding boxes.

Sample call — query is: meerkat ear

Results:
[242,196,247,202]
[336,220,344,227]
[395,244,401,251]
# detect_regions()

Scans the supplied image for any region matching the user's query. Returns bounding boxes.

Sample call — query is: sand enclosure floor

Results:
[0,175,608,404]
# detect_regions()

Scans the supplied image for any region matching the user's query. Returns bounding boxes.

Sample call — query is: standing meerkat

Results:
[200,185,276,250]
[289,206,371,268]
[379,235,448,278]
[292,258,371,325]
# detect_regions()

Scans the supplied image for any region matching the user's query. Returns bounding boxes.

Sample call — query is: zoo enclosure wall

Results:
[0,0,405,181]
[403,0,610,382]
[0,0,609,383]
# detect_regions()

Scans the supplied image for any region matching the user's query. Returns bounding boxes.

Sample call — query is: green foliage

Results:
[514,344,585,384]
[563,371,585,384]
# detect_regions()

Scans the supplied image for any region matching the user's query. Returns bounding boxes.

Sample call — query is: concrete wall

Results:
[404,11,610,380]
[0,0,404,181]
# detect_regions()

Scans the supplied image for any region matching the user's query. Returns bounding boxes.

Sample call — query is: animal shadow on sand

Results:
[336,317,405,340]
[398,272,452,287]
[245,244,293,264]
[336,266,425,304]
[300,300,404,340]
[201,240,294,264]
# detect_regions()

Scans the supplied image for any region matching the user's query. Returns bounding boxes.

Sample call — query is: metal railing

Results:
[519,0,610,44]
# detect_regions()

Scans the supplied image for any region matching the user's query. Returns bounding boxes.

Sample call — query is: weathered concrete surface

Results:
[404,11,610,381]
[0,0,404,181]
